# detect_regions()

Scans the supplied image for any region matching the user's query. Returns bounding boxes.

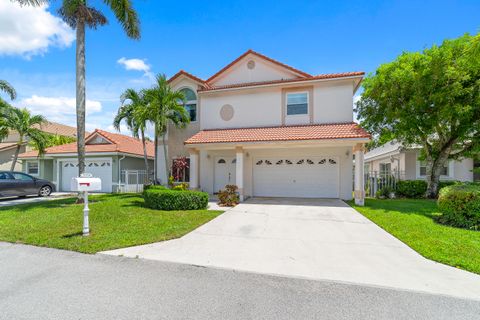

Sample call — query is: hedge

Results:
[437,183,480,230]
[143,188,209,211]
[396,180,458,198]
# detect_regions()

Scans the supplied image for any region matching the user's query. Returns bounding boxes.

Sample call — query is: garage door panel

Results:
[253,157,339,198]
[61,160,112,192]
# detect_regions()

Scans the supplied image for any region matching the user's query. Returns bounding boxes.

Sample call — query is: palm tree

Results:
[0,80,16,101]
[57,0,140,177]
[113,88,150,177]
[12,0,47,5]
[143,75,189,184]
[0,107,48,171]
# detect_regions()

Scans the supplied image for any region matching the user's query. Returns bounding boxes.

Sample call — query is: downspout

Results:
[118,154,126,193]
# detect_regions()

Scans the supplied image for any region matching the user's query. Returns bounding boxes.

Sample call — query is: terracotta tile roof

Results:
[185,123,371,145]
[34,121,86,138]
[0,142,18,151]
[19,129,154,158]
[206,49,312,84]
[167,70,209,87]
[199,72,365,92]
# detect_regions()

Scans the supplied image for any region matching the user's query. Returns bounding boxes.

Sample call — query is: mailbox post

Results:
[71,173,102,236]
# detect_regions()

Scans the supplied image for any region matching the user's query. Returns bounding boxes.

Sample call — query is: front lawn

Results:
[349,199,480,275]
[0,194,223,254]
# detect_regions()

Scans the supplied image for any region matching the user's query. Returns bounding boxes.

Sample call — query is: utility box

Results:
[71,177,102,192]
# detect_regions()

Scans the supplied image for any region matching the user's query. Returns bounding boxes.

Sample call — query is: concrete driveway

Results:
[102,198,480,300]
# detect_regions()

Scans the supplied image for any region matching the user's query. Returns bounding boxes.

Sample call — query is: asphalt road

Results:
[1,242,479,320]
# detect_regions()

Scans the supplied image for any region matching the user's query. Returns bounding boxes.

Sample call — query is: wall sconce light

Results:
[207,154,211,159]
[345,150,350,157]
[246,152,250,157]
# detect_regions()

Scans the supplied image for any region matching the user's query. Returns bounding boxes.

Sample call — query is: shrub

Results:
[143,184,168,191]
[437,183,480,230]
[143,189,208,210]
[375,186,394,199]
[396,180,427,198]
[218,185,239,206]
[396,180,460,198]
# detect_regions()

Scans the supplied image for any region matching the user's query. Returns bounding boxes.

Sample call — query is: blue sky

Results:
[0,0,479,133]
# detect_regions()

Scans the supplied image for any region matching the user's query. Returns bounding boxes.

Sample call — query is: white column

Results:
[354,143,365,206]
[236,147,244,202]
[189,149,199,190]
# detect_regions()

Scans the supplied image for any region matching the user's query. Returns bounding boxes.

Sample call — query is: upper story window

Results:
[286,92,308,116]
[180,88,197,122]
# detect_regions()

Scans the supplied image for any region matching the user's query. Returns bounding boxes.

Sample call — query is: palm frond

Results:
[58,1,108,29]
[12,0,47,7]
[0,80,16,100]
[103,0,140,39]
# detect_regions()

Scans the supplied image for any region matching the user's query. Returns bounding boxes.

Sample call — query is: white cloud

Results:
[117,57,154,80]
[17,95,102,127]
[0,2,75,57]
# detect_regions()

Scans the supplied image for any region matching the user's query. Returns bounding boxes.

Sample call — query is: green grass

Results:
[349,198,480,274]
[0,194,223,254]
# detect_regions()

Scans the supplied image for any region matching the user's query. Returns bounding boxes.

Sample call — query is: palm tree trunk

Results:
[76,19,86,177]
[162,133,169,185]
[141,131,150,182]
[10,143,22,171]
[153,126,158,184]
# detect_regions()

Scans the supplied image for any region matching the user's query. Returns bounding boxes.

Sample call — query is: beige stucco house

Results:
[160,49,370,204]
[364,141,479,182]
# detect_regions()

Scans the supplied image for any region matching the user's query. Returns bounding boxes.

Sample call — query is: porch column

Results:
[235,146,244,202]
[354,143,365,206]
[189,148,199,190]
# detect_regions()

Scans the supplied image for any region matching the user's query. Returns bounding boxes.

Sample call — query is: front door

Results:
[214,157,236,193]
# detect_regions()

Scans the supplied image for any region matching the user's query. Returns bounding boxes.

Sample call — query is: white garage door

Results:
[61,159,113,193]
[253,157,339,198]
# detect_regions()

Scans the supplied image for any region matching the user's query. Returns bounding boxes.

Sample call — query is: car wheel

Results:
[39,185,52,197]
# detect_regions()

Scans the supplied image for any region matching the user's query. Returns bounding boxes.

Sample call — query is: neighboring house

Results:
[364,141,479,182]
[0,121,80,171]
[18,129,154,193]
[161,49,370,203]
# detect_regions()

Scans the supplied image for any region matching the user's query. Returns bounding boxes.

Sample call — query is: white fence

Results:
[363,171,405,197]
[119,170,150,193]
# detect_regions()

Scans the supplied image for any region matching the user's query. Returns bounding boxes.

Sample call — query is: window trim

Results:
[179,87,198,123]
[286,91,309,117]
[25,160,40,176]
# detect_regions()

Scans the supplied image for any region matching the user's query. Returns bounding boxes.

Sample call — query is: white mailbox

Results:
[71,177,102,192]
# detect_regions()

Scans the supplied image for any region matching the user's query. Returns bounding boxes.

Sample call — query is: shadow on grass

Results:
[61,231,83,238]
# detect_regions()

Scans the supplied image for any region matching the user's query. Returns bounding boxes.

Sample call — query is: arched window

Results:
[180,88,197,122]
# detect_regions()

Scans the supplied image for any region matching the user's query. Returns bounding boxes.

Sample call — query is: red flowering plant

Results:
[171,157,189,182]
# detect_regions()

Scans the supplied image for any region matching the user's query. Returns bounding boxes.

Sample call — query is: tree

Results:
[143,75,189,184]
[356,33,480,198]
[0,80,16,101]
[0,107,48,171]
[31,133,76,150]
[57,0,140,178]
[11,0,47,5]
[113,88,150,178]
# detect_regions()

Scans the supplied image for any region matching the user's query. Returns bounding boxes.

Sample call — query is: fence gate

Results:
[119,170,150,193]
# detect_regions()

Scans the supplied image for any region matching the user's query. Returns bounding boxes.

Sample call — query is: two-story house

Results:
[161,50,370,204]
